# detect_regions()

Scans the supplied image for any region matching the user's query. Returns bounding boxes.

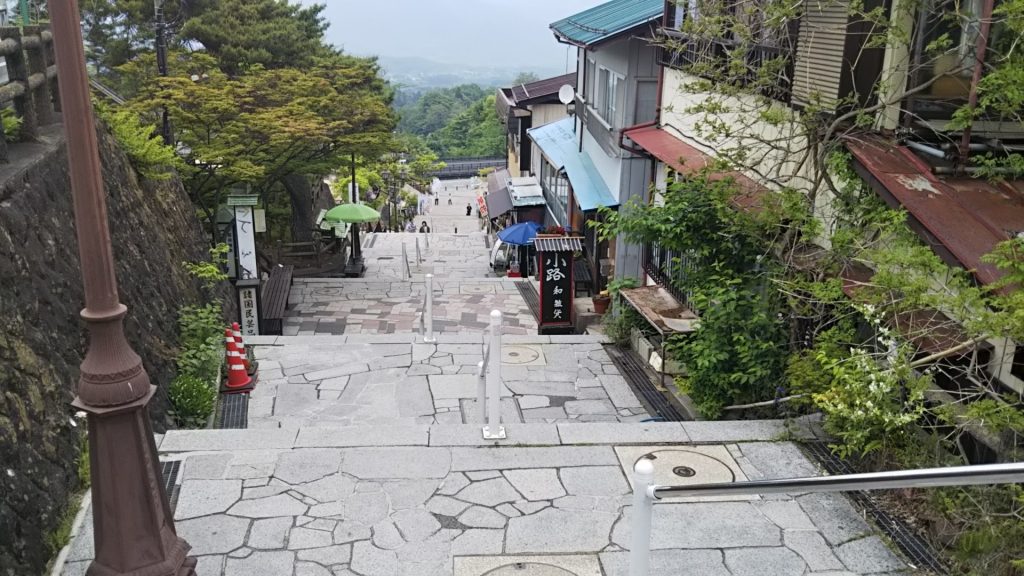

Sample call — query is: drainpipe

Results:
[579,47,587,153]
[958,0,995,170]
[619,120,658,156]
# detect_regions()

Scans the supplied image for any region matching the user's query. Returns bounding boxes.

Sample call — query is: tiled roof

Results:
[551,0,663,47]
[534,237,584,252]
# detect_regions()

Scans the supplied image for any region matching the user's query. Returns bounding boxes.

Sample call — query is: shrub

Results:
[96,105,181,180]
[168,375,217,429]
[2,107,22,140]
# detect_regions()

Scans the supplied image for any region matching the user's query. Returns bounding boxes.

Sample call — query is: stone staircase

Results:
[58,182,912,575]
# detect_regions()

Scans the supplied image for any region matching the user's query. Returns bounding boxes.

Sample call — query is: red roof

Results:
[846,136,1024,287]
[623,125,768,211]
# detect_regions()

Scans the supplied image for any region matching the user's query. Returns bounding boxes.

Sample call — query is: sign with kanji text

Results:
[538,249,574,329]
[237,285,260,336]
[234,206,258,281]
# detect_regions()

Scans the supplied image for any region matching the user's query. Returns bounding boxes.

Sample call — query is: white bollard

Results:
[402,242,410,279]
[482,310,506,439]
[477,360,486,423]
[425,230,430,250]
[423,274,436,343]
[629,458,656,576]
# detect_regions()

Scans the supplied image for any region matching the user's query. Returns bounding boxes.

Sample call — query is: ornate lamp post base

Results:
[78,388,196,576]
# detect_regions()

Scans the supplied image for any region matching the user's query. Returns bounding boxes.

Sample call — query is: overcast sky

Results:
[300,0,601,68]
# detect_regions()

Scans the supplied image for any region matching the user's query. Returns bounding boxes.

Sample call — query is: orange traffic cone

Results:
[224,328,252,391]
[231,322,253,373]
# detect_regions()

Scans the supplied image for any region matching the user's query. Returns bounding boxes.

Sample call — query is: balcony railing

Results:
[658,28,797,103]
[642,242,694,306]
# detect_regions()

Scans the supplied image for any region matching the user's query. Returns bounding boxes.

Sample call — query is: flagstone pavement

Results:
[246,335,647,429]
[61,425,910,576]
[283,278,537,336]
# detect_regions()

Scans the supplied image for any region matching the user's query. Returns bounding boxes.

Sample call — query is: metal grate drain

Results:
[160,460,181,512]
[604,345,685,421]
[802,442,948,574]
[515,281,540,320]
[215,393,249,429]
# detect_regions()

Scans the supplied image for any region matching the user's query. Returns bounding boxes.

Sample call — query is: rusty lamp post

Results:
[49,0,197,574]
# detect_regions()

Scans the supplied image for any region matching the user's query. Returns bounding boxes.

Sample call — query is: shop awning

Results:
[528,118,619,211]
[485,169,514,218]
[623,124,768,211]
[619,285,699,335]
[846,136,1024,287]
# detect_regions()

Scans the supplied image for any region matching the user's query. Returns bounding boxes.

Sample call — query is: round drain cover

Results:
[501,345,542,365]
[484,564,578,576]
[637,450,736,488]
[311,288,343,297]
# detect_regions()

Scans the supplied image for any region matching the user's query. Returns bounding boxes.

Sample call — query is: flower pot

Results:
[592,295,611,314]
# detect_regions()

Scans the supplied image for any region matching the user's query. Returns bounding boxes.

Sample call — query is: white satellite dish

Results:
[558,84,575,105]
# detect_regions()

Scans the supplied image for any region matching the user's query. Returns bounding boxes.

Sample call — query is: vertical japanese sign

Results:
[238,286,260,336]
[234,205,257,281]
[539,250,574,328]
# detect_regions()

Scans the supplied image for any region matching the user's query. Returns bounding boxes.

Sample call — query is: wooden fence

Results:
[0,25,58,163]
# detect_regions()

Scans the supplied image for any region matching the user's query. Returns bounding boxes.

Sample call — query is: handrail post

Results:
[629,458,655,576]
[482,310,506,439]
[416,236,423,264]
[423,273,436,343]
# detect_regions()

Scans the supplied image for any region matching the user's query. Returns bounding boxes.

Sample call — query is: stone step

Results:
[157,421,815,453]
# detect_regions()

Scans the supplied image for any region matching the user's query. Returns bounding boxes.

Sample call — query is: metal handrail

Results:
[628,459,1024,576]
[651,462,1024,499]
[419,273,436,343]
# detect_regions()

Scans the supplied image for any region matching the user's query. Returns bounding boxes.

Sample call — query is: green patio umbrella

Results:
[323,202,381,223]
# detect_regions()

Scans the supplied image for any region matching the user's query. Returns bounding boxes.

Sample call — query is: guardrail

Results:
[477,310,505,439]
[627,459,1024,576]
[0,25,59,162]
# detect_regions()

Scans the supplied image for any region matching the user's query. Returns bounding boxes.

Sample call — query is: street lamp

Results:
[49,1,196,574]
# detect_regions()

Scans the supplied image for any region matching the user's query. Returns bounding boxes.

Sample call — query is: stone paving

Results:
[57,176,914,574]
[246,335,649,429]
[283,278,536,336]
[62,425,910,576]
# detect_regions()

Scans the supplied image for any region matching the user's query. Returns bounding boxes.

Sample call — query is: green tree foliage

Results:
[127,52,395,230]
[424,94,505,157]
[179,0,330,75]
[396,84,490,135]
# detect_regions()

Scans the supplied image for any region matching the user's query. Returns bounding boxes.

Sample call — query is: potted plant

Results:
[592,289,611,314]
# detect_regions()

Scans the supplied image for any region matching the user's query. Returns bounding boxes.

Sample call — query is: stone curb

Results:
[158,421,814,452]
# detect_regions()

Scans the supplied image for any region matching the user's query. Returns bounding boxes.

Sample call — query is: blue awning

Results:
[527,118,619,212]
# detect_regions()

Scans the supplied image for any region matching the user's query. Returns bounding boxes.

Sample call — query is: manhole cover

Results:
[501,345,543,365]
[484,565,578,576]
[637,449,736,487]
[312,287,344,297]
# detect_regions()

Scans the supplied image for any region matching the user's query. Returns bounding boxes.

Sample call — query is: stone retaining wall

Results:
[0,124,211,573]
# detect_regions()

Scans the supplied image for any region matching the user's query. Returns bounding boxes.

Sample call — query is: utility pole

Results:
[154,0,172,144]
[49,0,196,574]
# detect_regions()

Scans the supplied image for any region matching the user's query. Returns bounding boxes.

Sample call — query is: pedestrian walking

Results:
[465,203,472,216]
[419,221,431,233]
[434,197,439,206]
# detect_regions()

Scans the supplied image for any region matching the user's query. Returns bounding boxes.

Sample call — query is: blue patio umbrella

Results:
[497,221,542,246]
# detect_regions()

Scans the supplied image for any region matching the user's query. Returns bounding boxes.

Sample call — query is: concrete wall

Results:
[0,124,212,573]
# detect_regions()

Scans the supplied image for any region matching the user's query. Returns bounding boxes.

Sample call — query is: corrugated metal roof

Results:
[624,124,768,212]
[527,118,619,211]
[485,169,514,218]
[847,136,1024,288]
[534,236,584,252]
[508,176,547,207]
[508,73,577,106]
[551,0,663,47]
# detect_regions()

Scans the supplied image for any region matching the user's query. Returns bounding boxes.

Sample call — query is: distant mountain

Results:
[378,55,567,90]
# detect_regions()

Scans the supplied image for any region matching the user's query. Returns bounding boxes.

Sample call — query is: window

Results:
[585,58,596,102]
[595,67,622,126]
